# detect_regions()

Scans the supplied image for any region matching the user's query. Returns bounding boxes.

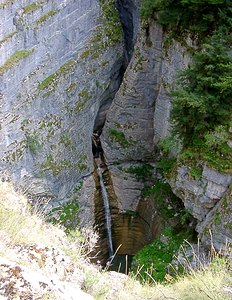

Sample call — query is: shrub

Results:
[171,31,232,147]
[141,0,231,39]
[169,29,232,171]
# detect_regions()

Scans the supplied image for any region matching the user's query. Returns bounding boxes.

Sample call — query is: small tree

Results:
[170,31,232,147]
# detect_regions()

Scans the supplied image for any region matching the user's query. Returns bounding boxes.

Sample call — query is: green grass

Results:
[132,226,193,282]
[34,9,59,27]
[156,157,177,176]
[108,128,130,148]
[0,31,17,46]
[143,179,183,218]
[80,0,122,60]
[38,60,76,92]
[50,200,79,232]
[74,90,92,112]
[40,154,72,176]
[25,133,42,154]
[38,73,58,90]
[0,49,34,75]
[179,143,232,173]
[23,2,43,14]
[189,166,202,180]
[65,82,77,92]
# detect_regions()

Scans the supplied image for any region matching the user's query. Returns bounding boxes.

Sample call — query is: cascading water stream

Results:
[96,160,114,258]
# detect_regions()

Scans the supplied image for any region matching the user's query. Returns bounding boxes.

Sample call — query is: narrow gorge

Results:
[0,0,231,278]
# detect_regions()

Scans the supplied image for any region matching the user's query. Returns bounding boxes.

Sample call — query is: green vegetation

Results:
[158,135,180,155]
[122,210,138,217]
[79,90,91,100]
[40,154,72,176]
[108,128,131,148]
[170,32,232,171]
[171,33,231,147]
[65,82,77,93]
[139,176,195,282]
[189,166,202,180]
[143,1,231,173]
[141,0,231,39]
[80,0,122,60]
[0,31,17,47]
[0,49,34,75]
[59,133,72,148]
[38,60,76,92]
[51,200,79,232]
[214,212,221,225]
[38,73,58,90]
[25,133,42,154]
[132,226,192,282]
[34,9,59,27]
[23,2,43,14]
[156,157,176,176]
[74,90,92,112]
[143,179,184,218]
[124,164,153,181]
[99,0,122,46]
[0,181,231,300]
[49,180,83,232]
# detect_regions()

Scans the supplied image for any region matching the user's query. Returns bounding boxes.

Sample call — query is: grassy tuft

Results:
[108,128,131,148]
[0,49,34,75]
[34,9,59,27]
[23,2,43,14]
[0,181,64,246]
[38,73,58,90]
[38,60,76,92]
[0,31,17,47]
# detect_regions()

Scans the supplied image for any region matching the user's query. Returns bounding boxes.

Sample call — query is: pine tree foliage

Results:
[171,32,232,146]
[141,0,231,38]
[141,1,232,170]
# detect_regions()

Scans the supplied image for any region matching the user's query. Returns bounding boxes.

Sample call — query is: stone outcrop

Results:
[169,165,232,251]
[0,246,94,300]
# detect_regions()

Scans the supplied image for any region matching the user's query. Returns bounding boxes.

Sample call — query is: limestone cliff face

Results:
[0,0,124,220]
[169,165,232,251]
[101,17,232,250]
[0,1,231,252]
[101,19,190,211]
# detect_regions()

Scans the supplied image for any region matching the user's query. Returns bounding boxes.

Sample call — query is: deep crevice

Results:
[93,0,139,135]
[91,0,144,274]
[116,0,140,63]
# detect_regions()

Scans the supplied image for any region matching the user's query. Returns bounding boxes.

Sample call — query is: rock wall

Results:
[101,17,232,251]
[101,19,190,211]
[0,0,124,221]
[169,165,232,251]
[0,1,231,252]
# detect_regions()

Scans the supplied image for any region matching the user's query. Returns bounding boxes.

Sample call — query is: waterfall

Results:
[96,161,114,258]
